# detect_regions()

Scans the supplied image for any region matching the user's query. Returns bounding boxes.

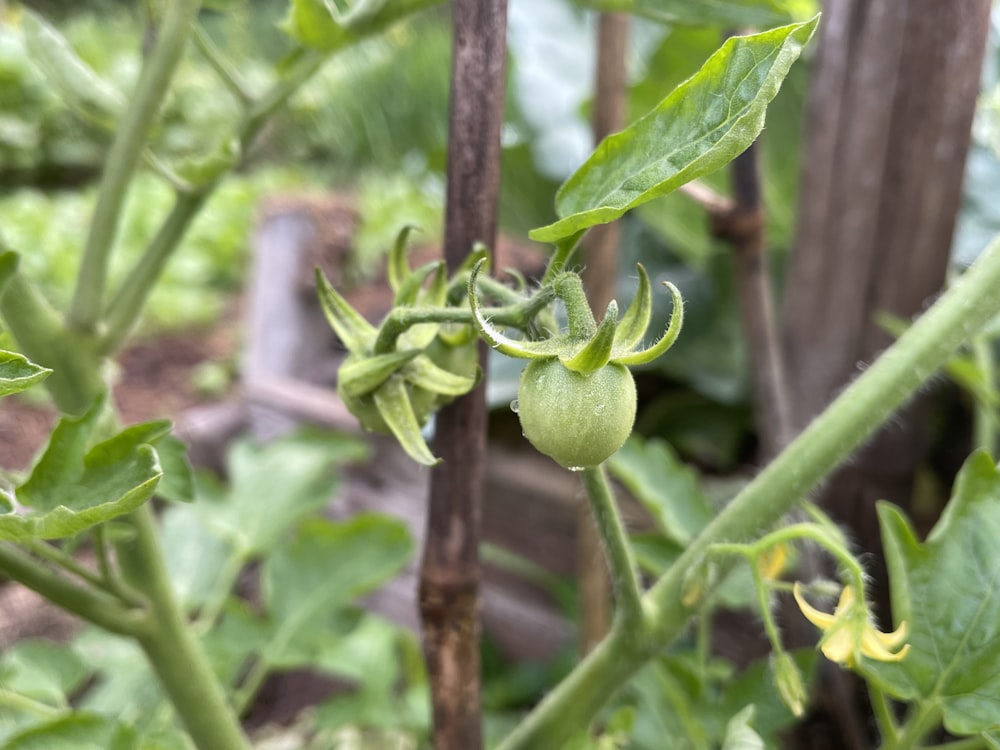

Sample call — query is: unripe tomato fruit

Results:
[517,358,636,469]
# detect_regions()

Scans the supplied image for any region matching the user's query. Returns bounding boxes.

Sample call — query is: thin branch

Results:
[193,25,254,103]
[22,537,143,608]
[68,0,202,332]
[715,139,795,457]
[0,542,146,637]
[679,180,733,215]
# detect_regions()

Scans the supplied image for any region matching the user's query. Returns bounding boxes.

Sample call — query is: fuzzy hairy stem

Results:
[499,235,1000,748]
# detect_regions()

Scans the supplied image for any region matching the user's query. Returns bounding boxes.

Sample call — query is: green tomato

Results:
[517,358,636,469]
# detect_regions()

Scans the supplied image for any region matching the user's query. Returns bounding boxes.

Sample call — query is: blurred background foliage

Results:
[2,0,998,472]
[2,0,999,745]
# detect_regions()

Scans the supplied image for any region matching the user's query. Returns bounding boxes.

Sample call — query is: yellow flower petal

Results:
[758,544,790,581]
[860,625,910,662]
[793,582,837,629]
[820,626,857,666]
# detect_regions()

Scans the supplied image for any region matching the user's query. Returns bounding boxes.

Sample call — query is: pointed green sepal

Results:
[438,323,477,348]
[469,260,566,360]
[459,243,490,275]
[613,264,652,353]
[387,224,419,293]
[315,268,376,354]
[403,355,478,397]
[339,350,422,398]
[395,260,442,306]
[372,377,441,466]
[562,301,618,374]
[613,281,684,366]
[505,267,528,293]
[448,245,491,303]
[423,261,448,307]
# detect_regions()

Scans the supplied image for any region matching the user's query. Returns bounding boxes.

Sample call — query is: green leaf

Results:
[162,432,367,609]
[21,10,125,130]
[721,706,763,750]
[282,0,444,52]
[152,435,195,504]
[0,349,51,397]
[2,713,129,750]
[0,640,89,708]
[572,0,816,28]
[160,503,232,609]
[530,17,819,244]
[0,250,18,292]
[170,432,366,559]
[4,407,163,540]
[71,629,164,733]
[863,452,1000,736]
[609,436,713,544]
[261,515,412,664]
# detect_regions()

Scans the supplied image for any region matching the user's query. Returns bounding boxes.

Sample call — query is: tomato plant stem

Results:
[116,506,250,750]
[499,234,1000,749]
[971,334,998,455]
[0,542,145,637]
[580,465,645,631]
[69,0,201,334]
[100,191,208,355]
[0,272,104,414]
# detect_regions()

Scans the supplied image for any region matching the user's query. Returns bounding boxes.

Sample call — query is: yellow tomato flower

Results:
[758,543,790,581]
[793,583,910,668]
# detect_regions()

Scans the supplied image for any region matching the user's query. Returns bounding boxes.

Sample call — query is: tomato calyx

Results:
[469,259,684,469]
[318,229,547,466]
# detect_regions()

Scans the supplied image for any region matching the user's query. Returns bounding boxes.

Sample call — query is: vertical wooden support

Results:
[418,2,508,748]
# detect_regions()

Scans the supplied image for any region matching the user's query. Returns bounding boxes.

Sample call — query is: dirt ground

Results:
[0,301,240,472]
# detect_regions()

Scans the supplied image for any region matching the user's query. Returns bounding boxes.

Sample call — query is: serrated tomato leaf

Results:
[0,640,89,708]
[261,515,412,665]
[863,451,1000,736]
[1,712,131,750]
[530,17,819,244]
[0,350,51,397]
[4,403,163,540]
[573,0,815,28]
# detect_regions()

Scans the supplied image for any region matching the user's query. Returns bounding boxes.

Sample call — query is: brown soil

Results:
[0,299,240,472]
